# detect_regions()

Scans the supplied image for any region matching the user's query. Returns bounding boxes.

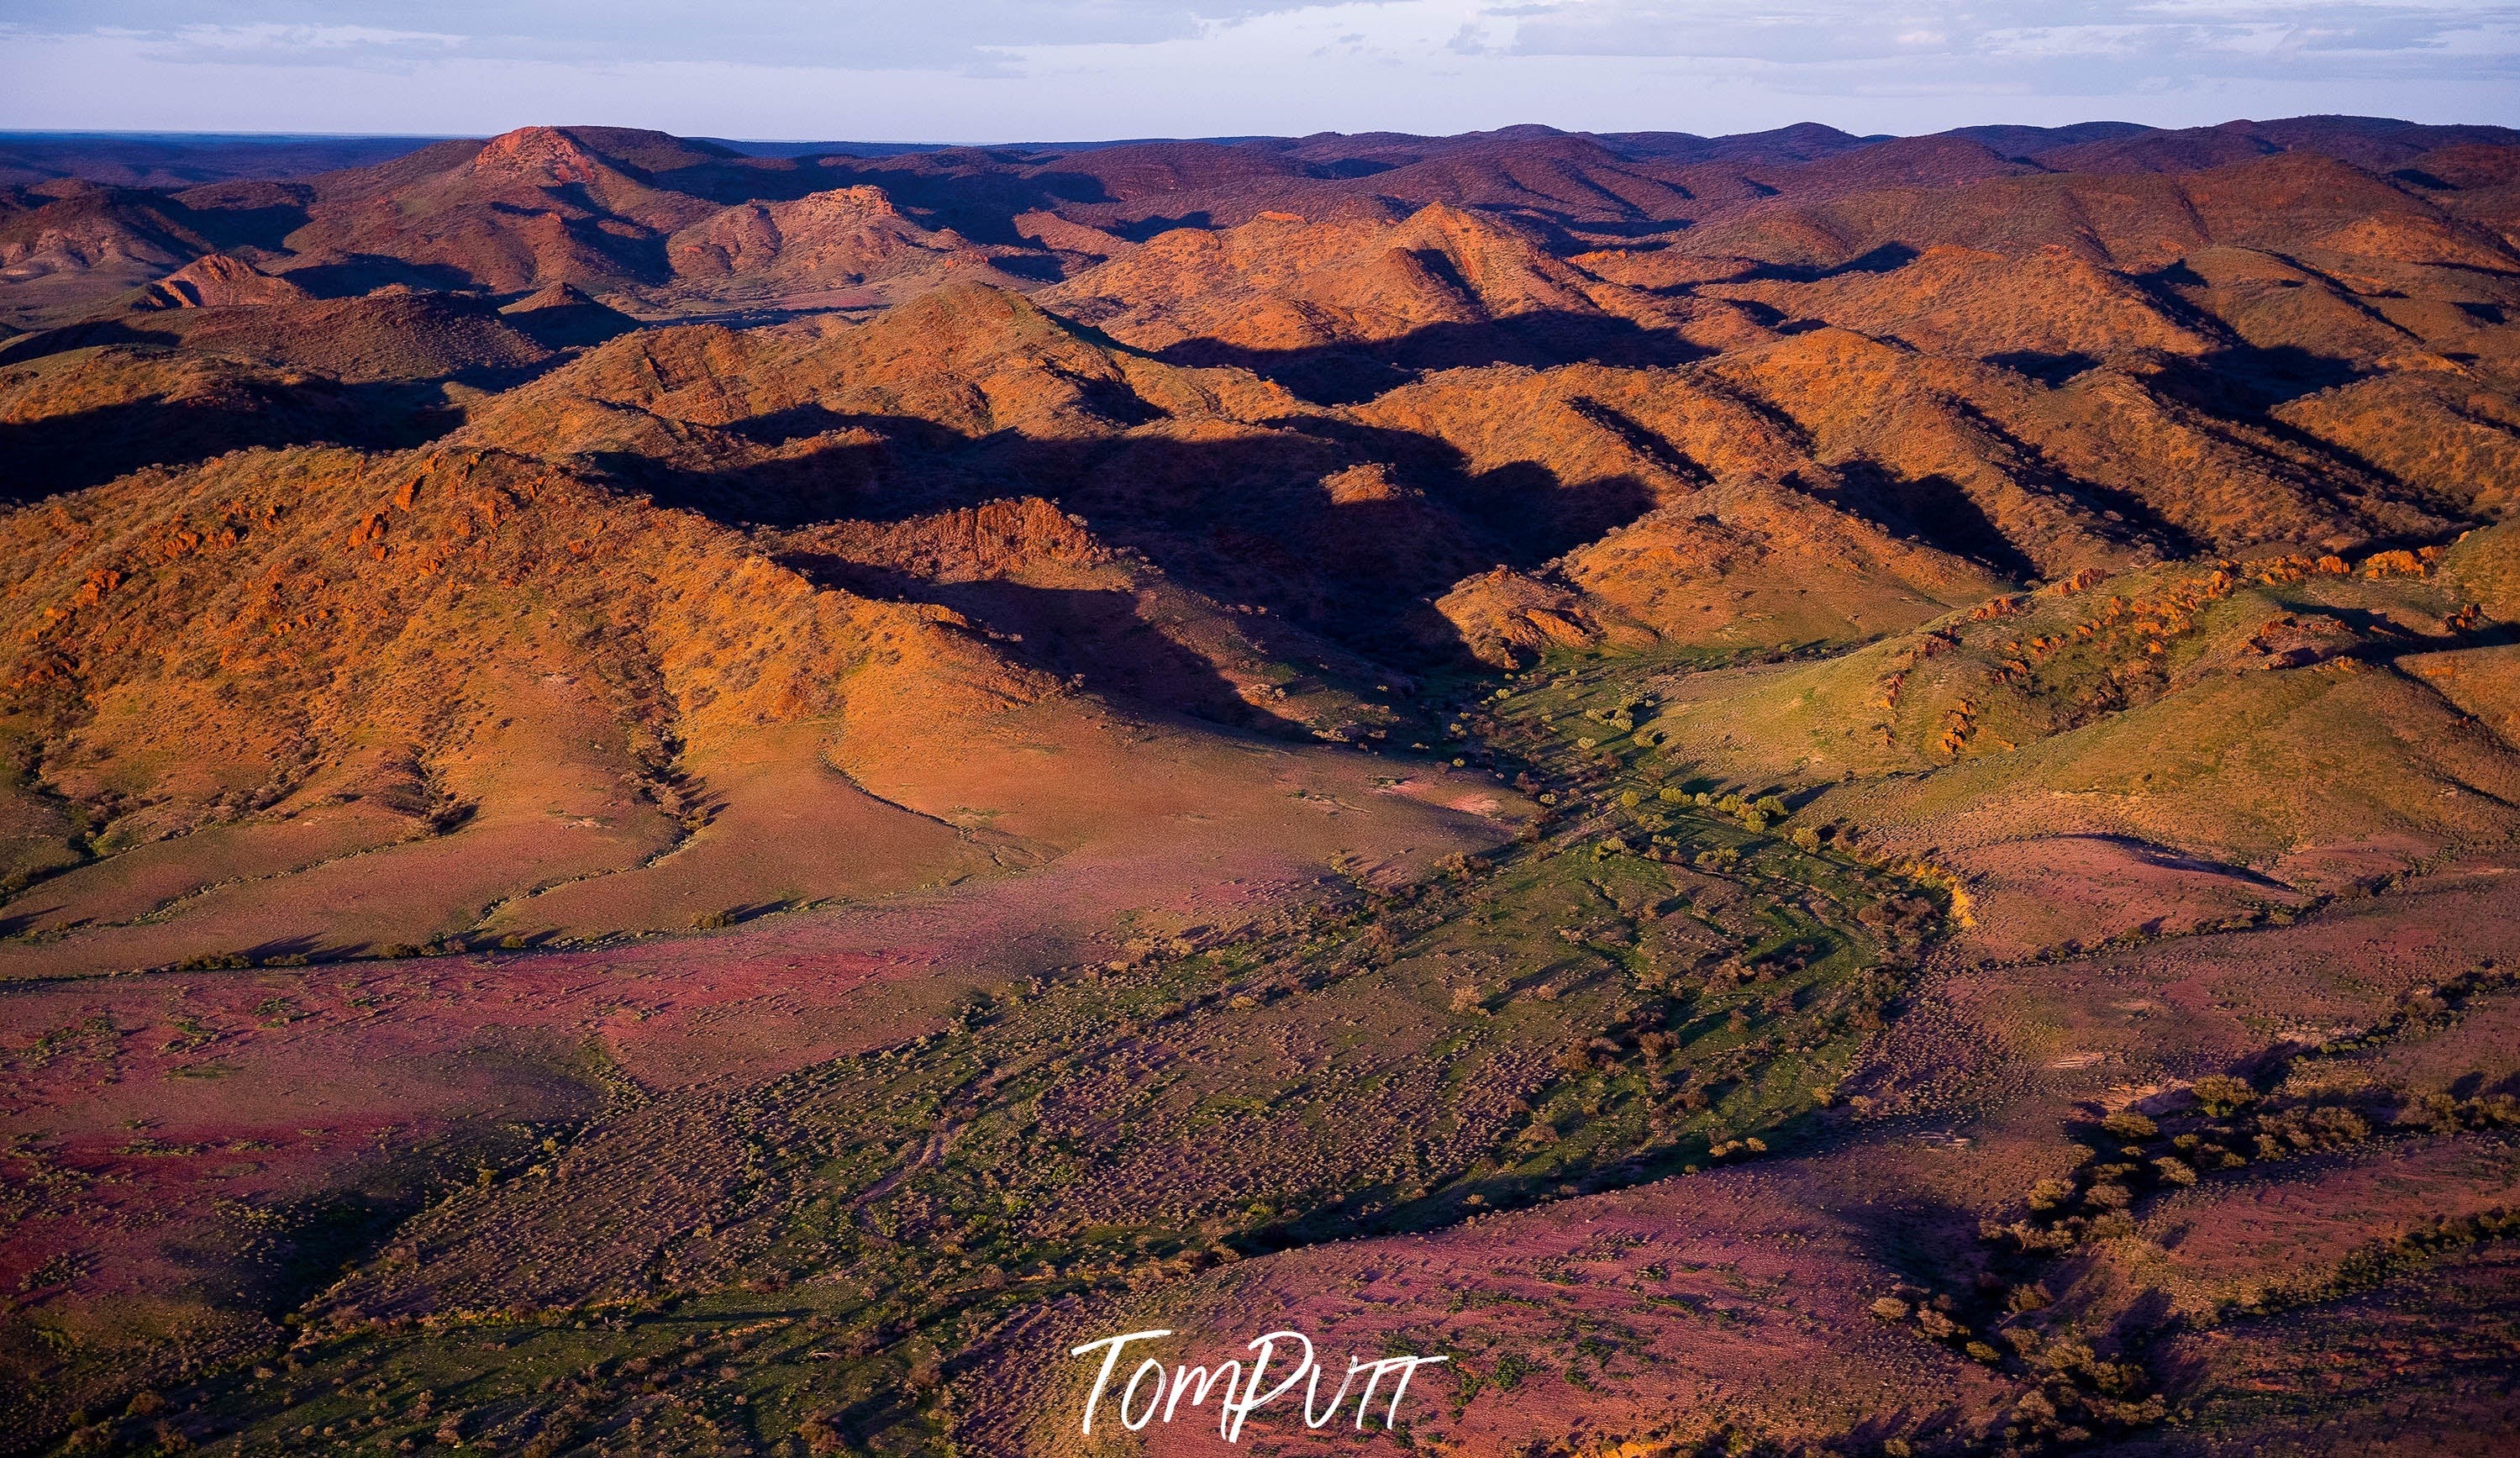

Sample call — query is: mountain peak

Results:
[471,126,612,185]
[130,252,310,309]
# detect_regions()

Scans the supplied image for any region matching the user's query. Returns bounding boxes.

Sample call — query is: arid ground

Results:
[3,115,2520,1456]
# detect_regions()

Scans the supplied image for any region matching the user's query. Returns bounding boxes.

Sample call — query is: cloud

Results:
[129,22,470,69]
[1,0,2515,137]
[159,23,466,52]
[1503,0,2520,75]
[4,2,1336,71]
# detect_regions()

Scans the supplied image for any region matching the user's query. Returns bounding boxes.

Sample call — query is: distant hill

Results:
[0,130,450,189]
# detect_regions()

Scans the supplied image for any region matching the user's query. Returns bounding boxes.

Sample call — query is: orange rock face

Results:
[129,252,312,309]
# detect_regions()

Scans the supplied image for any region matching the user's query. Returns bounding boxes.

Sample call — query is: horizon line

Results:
[9,112,2509,155]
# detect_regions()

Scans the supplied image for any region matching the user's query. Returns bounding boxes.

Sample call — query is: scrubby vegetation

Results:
[11,642,1956,1456]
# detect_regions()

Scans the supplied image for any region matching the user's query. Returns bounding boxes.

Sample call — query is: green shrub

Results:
[2191,1075,2256,1115]
[2099,1110,2158,1141]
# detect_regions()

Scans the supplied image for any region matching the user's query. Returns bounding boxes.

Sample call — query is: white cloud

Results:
[165,23,467,52]
[1975,25,2157,58]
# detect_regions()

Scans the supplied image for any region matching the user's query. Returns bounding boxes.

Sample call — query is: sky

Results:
[3,0,2517,141]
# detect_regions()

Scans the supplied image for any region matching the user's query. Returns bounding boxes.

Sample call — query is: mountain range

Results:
[3,112,2519,1458]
